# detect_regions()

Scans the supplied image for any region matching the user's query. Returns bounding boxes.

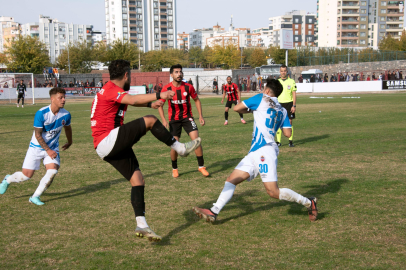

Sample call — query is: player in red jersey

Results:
[221,76,246,125]
[90,60,201,242]
[158,64,209,178]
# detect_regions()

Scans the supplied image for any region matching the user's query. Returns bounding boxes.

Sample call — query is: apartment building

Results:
[318,0,404,48]
[269,10,317,47]
[105,0,177,52]
[177,32,188,50]
[251,27,271,47]
[0,17,20,53]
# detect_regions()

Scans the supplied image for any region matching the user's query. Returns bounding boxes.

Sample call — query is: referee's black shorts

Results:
[103,118,146,180]
[280,102,295,119]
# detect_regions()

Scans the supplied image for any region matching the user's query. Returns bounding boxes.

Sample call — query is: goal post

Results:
[0,73,35,105]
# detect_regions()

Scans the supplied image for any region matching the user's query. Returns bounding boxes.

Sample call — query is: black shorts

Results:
[17,94,25,99]
[103,118,146,180]
[280,102,295,119]
[225,100,238,108]
[169,118,198,138]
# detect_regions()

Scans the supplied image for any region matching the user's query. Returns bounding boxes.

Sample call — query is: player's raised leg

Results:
[0,171,32,194]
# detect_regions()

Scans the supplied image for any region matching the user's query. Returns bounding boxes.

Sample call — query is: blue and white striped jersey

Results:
[242,94,291,153]
[30,105,71,151]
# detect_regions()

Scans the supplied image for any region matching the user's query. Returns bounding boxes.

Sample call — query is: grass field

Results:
[0,92,406,269]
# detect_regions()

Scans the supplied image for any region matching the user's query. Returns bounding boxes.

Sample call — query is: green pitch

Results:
[0,93,405,269]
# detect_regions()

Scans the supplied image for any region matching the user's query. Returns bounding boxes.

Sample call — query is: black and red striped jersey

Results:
[90,81,128,148]
[160,82,197,121]
[223,83,239,101]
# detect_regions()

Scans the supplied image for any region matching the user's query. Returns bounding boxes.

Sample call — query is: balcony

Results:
[341,25,359,30]
[341,9,359,15]
[341,33,359,38]
[387,10,403,16]
[341,17,359,23]
[341,40,358,45]
[387,16,403,22]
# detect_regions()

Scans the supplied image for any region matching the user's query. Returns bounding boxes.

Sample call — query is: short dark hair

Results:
[170,64,183,74]
[49,87,66,96]
[280,64,288,70]
[265,78,283,97]
[109,60,131,80]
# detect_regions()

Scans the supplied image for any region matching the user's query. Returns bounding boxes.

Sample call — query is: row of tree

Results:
[1,32,406,74]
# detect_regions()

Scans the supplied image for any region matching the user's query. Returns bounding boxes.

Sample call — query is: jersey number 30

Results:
[265,108,283,136]
[259,164,268,173]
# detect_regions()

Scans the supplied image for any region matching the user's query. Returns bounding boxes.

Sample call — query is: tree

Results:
[378,34,400,51]
[202,46,214,68]
[189,46,204,67]
[57,40,93,73]
[4,35,50,73]
[142,49,188,72]
[248,48,266,68]
[105,39,140,68]
[209,44,240,69]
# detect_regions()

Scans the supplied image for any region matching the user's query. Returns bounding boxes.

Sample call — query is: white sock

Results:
[32,169,57,198]
[136,216,149,228]
[279,188,311,208]
[170,140,185,155]
[210,182,236,214]
[6,172,30,184]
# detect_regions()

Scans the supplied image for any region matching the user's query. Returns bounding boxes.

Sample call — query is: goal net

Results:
[0,73,35,105]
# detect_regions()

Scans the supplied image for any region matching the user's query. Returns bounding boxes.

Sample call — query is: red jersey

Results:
[223,83,239,101]
[90,81,128,148]
[160,81,197,121]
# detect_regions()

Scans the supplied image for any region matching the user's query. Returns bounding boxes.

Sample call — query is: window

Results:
[161,34,167,38]
[161,15,167,19]
[379,32,385,36]
[361,17,367,21]
[153,2,158,7]
[130,7,136,11]
[123,14,128,19]
[45,34,48,38]
[137,15,142,19]
[161,21,167,25]
[309,25,312,29]
[361,1,367,5]
[130,27,137,31]
[295,36,298,41]
[129,1,135,4]
[380,24,385,29]
[360,32,366,37]
[123,20,128,26]
[295,25,298,29]
[155,28,159,33]
[168,28,173,34]
[123,34,128,39]
[361,24,366,29]
[361,9,366,14]
[122,0,126,6]
[154,8,159,14]
[130,20,136,24]
[380,16,385,21]
[168,34,173,40]
[137,8,142,13]
[160,8,166,13]
[154,34,159,39]
[168,41,174,47]
[295,18,299,23]
[381,9,386,14]
[123,27,128,32]
[168,15,173,21]
[78,28,83,33]
[360,40,366,44]
[308,30,312,35]
[161,28,167,32]
[295,30,299,35]
[137,34,143,39]
[381,1,386,6]
[309,18,313,23]
[294,42,298,47]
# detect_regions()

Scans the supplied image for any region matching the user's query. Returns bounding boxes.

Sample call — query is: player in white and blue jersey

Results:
[193,78,318,222]
[0,88,73,205]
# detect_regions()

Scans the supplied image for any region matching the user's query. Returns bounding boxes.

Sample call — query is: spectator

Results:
[69,81,74,87]
[372,72,376,80]
[379,73,383,80]
[298,75,303,83]
[154,83,159,93]
[395,69,399,80]
[148,82,153,92]
[391,71,396,80]
[97,80,103,87]
[57,80,62,87]
[330,74,336,82]
[54,67,59,79]
[43,80,48,87]
[36,81,42,88]
[43,68,48,80]
[48,67,53,78]
[158,81,163,92]
[310,75,315,83]
[251,74,257,90]
[47,81,53,87]
[187,78,193,85]
[3,82,9,88]
[213,78,218,92]
[367,75,371,81]
[63,81,67,87]
[399,71,403,80]
[90,80,95,87]
[324,73,328,82]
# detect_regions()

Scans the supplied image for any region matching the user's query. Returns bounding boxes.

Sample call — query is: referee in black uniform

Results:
[16,80,27,108]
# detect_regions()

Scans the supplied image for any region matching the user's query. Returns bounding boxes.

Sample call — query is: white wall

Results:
[297,81,383,93]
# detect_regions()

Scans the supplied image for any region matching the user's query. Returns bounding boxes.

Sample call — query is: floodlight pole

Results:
[286,50,288,66]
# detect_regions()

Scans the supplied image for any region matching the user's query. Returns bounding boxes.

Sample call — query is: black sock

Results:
[197,156,204,167]
[225,112,228,120]
[131,186,145,217]
[239,113,243,119]
[172,159,178,169]
[150,120,176,146]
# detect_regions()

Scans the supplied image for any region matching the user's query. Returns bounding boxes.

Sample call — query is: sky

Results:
[1,0,318,33]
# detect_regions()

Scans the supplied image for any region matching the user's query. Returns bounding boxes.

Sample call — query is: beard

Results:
[123,79,130,91]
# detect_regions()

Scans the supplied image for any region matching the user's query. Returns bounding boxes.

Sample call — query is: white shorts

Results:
[22,147,60,171]
[235,143,279,182]
[95,127,119,159]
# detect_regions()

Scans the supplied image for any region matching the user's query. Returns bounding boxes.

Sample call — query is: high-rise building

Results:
[268,10,317,48]
[177,32,188,50]
[318,0,405,48]
[20,15,94,64]
[0,16,20,53]
[105,0,177,52]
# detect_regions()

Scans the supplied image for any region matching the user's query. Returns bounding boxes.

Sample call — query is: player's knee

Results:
[143,115,157,128]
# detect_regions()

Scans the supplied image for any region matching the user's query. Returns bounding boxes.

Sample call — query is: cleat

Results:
[241,119,246,124]
[22,105,24,108]
[307,197,318,221]
[135,226,162,242]
[198,167,210,177]
[224,121,228,125]
[172,169,179,178]
[0,175,10,194]
[179,137,201,158]
[192,207,217,223]
[17,104,19,107]
[289,141,295,147]
[276,142,281,147]
[29,196,45,206]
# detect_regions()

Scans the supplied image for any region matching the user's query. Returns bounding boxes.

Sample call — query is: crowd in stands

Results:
[297,70,404,83]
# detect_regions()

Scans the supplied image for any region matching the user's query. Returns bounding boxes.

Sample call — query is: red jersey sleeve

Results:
[159,86,168,104]
[105,88,128,103]
[189,84,198,99]
[234,83,239,91]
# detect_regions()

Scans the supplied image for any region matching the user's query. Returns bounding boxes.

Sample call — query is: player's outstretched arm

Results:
[233,102,251,114]
[282,127,292,138]
[121,91,175,106]
[221,89,226,103]
[158,106,169,129]
[35,127,57,159]
[62,125,73,151]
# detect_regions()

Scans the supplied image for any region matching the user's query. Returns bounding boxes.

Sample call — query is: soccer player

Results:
[276,65,297,147]
[90,60,201,242]
[193,78,318,223]
[16,80,27,108]
[221,76,246,125]
[1,88,73,205]
[158,64,209,178]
